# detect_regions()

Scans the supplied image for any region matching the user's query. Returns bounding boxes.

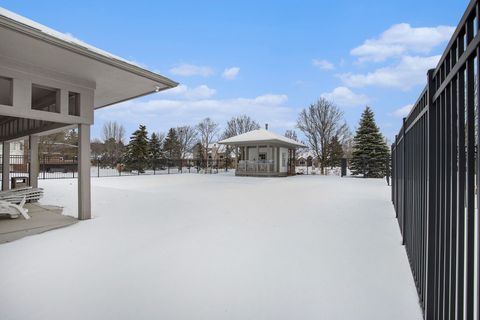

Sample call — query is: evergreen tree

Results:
[125,125,149,173]
[326,135,344,168]
[163,128,181,159]
[149,132,163,169]
[350,107,389,178]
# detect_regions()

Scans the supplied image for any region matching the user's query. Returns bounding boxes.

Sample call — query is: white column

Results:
[2,142,9,191]
[29,135,39,188]
[256,145,259,172]
[78,124,91,220]
[271,145,274,173]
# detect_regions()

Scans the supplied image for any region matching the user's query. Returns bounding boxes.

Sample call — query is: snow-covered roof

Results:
[208,143,227,152]
[0,7,133,65]
[297,149,316,159]
[218,129,306,148]
[0,7,178,108]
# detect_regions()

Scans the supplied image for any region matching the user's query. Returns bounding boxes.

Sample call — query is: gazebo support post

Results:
[256,145,259,173]
[78,123,91,220]
[270,145,273,174]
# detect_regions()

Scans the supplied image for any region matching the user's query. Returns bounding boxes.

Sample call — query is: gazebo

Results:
[0,8,177,220]
[218,129,305,177]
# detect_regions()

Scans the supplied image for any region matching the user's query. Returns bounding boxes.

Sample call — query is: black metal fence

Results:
[392,1,479,319]
[0,155,235,181]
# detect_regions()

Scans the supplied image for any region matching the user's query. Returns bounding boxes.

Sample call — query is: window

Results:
[282,152,286,167]
[68,92,80,116]
[31,84,60,113]
[259,153,267,161]
[0,77,13,106]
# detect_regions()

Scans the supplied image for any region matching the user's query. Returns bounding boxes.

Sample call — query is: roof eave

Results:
[218,140,306,148]
[0,14,179,89]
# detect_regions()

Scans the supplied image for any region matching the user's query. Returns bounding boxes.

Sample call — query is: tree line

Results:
[39,97,389,177]
[296,98,389,177]
[89,115,261,173]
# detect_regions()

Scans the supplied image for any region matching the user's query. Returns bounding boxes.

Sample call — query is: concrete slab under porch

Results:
[0,203,76,243]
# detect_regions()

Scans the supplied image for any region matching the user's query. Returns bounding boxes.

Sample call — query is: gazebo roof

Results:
[218,129,306,148]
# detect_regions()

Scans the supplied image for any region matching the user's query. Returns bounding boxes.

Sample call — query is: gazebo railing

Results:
[237,160,274,173]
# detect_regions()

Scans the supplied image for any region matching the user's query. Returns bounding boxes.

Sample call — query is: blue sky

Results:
[1,0,470,142]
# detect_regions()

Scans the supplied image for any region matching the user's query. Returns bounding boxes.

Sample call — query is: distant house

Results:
[208,143,237,162]
[40,142,78,160]
[218,129,305,177]
[190,143,234,161]
[296,150,317,167]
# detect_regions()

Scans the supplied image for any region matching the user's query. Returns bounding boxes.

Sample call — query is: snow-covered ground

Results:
[0,173,422,320]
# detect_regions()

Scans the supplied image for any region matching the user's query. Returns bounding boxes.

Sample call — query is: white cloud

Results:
[339,55,441,90]
[169,64,214,77]
[321,87,369,107]
[95,93,296,135]
[222,67,240,80]
[393,104,413,118]
[312,59,335,70]
[351,23,454,62]
[160,84,216,100]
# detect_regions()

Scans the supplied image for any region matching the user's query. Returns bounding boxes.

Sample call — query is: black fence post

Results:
[340,158,347,177]
[424,68,436,320]
[42,155,46,179]
[402,117,406,246]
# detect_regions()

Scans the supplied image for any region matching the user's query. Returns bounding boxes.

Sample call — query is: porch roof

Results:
[218,129,306,148]
[0,7,178,109]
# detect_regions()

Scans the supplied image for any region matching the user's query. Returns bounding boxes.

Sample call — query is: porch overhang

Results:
[0,7,178,110]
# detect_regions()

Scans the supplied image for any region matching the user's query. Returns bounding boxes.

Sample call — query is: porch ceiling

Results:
[0,115,67,142]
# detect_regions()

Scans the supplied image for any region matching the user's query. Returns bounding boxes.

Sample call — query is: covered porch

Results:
[0,8,177,221]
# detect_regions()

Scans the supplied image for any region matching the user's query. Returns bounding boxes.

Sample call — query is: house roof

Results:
[0,7,178,108]
[297,149,316,159]
[218,129,306,148]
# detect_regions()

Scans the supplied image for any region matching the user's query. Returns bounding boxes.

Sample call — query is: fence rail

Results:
[391,1,479,319]
[0,155,234,181]
[1,155,349,180]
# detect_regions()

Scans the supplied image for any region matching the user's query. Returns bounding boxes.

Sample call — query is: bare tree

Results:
[155,132,166,146]
[176,125,197,158]
[284,129,298,141]
[222,115,260,159]
[102,121,125,144]
[101,121,126,166]
[297,98,349,174]
[341,130,354,159]
[222,115,260,139]
[284,129,302,157]
[197,118,219,171]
